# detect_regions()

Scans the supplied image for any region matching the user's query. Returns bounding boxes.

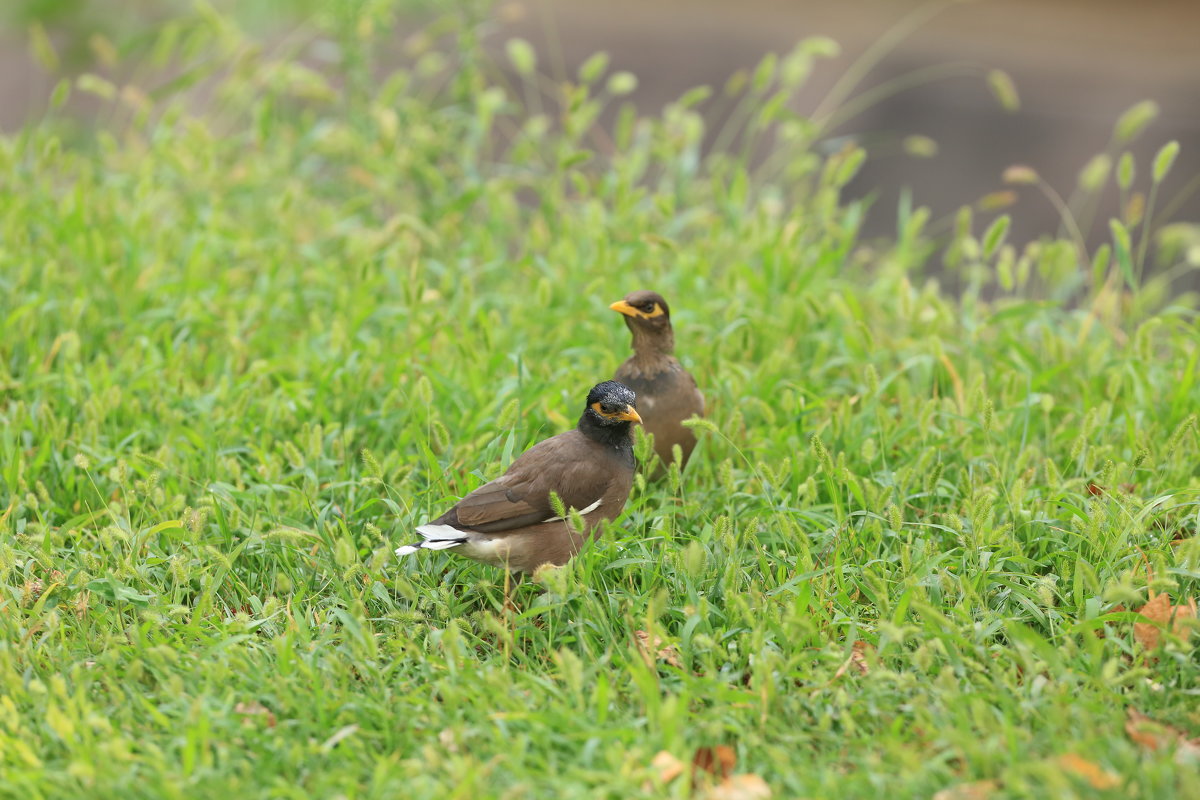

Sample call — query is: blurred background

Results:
[3,0,1198,249]
[490,0,1200,250]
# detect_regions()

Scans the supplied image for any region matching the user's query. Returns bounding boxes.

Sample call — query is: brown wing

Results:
[433,430,612,534]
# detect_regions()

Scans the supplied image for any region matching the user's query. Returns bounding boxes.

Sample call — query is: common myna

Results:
[609,290,705,473]
[395,381,642,573]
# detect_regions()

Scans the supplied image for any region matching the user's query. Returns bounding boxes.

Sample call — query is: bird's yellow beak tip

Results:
[609,300,637,317]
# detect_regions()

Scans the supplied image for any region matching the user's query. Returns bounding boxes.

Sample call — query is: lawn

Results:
[1,5,1198,799]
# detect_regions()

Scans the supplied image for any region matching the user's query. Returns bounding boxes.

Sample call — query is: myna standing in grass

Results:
[395,381,642,573]
[609,290,705,474]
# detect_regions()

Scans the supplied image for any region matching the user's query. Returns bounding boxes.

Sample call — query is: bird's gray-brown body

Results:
[610,291,705,473]
[614,354,704,472]
[396,381,639,573]
[431,429,634,572]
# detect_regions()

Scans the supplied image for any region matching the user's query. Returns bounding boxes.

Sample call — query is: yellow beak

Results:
[609,300,638,317]
[616,406,643,424]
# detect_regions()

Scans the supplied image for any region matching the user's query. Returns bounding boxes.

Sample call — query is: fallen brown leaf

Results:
[1173,597,1198,636]
[635,629,682,669]
[932,780,998,800]
[704,774,772,800]
[1125,708,1165,751]
[693,745,737,782]
[1056,753,1120,790]
[1134,592,1197,650]
[650,750,685,784]
[1134,593,1170,650]
[1125,708,1200,765]
[834,640,872,679]
[648,747,770,798]
[234,701,277,728]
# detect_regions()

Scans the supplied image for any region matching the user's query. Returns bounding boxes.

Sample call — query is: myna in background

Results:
[609,290,704,474]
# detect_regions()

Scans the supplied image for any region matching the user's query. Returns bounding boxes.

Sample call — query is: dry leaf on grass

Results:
[651,750,686,784]
[834,640,872,679]
[635,629,682,669]
[234,701,277,728]
[1125,708,1200,765]
[1125,708,1167,751]
[646,746,771,799]
[693,745,737,782]
[1056,753,1120,790]
[1134,593,1169,649]
[1134,592,1197,650]
[932,779,998,800]
[704,774,772,800]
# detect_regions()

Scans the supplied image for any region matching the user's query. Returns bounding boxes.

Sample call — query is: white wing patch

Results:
[541,498,602,523]
[416,523,468,541]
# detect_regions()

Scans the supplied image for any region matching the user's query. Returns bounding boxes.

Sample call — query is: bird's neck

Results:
[630,328,675,360]
[578,416,635,450]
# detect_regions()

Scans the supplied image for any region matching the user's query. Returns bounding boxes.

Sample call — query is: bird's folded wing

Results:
[447,435,603,534]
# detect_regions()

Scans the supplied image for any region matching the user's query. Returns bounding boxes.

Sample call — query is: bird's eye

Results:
[640,303,656,313]
[600,403,617,414]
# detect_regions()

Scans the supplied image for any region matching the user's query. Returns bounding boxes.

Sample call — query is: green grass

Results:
[2,5,1199,799]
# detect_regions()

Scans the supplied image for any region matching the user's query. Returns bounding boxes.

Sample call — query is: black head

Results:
[578,380,641,448]
[584,380,641,426]
[609,290,672,334]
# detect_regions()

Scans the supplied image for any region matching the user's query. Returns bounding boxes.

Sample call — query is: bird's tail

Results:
[394,524,468,557]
